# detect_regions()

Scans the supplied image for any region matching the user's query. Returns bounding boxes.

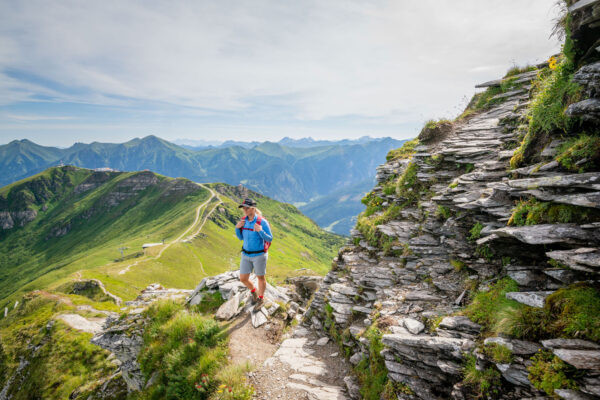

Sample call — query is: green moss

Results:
[386,138,419,162]
[462,354,502,398]
[508,198,600,226]
[468,222,484,241]
[528,350,581,396]
[483,343,514,364]
[556,133,600,172]
[510,57,582,169]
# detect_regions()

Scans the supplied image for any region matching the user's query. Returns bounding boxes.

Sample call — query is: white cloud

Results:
[0,0,562,125]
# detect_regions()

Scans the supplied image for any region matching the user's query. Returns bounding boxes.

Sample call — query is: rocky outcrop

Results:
[305,39,600,399]
[91,283,192,391]
[187,270,299,328]
[0,210,37,230]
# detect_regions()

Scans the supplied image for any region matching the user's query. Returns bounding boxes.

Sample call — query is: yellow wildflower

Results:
[219,384,227,388]
[548,56,557,70]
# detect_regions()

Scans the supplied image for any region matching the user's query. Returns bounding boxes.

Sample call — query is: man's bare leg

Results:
[239,273,255,291]
[257,275,266,297]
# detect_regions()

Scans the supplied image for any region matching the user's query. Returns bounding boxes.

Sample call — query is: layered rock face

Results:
[306,3,600,399]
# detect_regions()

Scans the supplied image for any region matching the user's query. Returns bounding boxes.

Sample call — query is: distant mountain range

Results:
[0,135,407,234]
[173,135,381,149]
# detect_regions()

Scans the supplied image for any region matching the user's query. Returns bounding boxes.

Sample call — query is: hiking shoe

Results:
[253,297,264,312]
[250,290,258,304]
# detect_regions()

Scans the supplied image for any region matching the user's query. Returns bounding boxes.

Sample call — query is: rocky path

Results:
[155,183,216,258]
[248,325,353,400]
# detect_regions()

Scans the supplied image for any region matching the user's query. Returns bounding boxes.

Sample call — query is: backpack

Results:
[241,215,272,253]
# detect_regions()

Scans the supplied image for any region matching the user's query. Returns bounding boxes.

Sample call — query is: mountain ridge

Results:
[0,136,406,234]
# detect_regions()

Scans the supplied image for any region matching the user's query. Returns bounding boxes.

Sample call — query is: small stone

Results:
[402,318,425,335]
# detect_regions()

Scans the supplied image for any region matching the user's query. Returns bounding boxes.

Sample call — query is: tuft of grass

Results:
[504,65,537,78]
[462,354,502,398]
[483,343,513,364]
[463,277,522,335]
[528,350,581,396]
[468,222,484,241]
[436,205,453,220]
[381,380,414,399]
[450,259,467,272]
[386,138,419,162]
[543,283,600,341]
[556,133,600,173]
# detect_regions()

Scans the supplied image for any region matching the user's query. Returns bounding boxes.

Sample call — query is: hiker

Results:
[235,198,273,312]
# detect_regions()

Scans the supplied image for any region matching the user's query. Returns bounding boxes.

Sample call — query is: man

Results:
[235,198,273,312]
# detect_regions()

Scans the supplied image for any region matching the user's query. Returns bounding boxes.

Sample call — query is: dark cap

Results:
[238,198,257,208]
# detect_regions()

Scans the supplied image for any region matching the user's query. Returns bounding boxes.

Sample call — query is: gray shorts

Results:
[240,253,268,276]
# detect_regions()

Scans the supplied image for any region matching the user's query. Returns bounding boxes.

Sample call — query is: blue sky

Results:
[0,1,562,147]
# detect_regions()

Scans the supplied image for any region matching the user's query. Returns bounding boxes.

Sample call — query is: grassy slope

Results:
[0,167,344,310]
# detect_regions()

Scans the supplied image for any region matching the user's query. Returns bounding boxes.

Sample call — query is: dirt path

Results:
[117,183,219,275]
[226,314,351,400]
[156,187,216,258]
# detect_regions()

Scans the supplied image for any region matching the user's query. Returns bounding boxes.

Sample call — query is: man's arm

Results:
[258,219,273,242]
[235,220,244,240]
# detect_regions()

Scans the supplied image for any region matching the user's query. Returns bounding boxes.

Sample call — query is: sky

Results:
[0,0,563,147]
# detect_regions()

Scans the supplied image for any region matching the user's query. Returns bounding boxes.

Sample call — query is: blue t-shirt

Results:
[235,215,273,257]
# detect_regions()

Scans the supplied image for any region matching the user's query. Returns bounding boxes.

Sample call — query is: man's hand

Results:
[254,223,262,232]
[235,220,245,229]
